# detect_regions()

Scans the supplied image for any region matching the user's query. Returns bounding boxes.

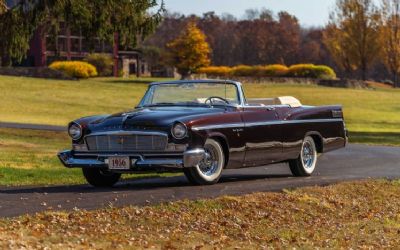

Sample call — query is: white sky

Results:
[162,0,339,27]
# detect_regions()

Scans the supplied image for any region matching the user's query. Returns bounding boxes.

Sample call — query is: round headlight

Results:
[68,123,82,140]
[171,122,187,139]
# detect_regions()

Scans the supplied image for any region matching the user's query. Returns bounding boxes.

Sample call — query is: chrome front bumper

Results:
[57,149,206,170]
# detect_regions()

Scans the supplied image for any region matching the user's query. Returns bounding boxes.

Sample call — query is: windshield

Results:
[139,82,241,107]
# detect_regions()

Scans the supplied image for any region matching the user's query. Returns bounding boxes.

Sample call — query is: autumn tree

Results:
[324,24,355,75]
[275,12,301,65]
[324,0,381,80]
[300,29,331,65]
[167,22,211,79]
[380,0,400,87]
[0,0,6,14]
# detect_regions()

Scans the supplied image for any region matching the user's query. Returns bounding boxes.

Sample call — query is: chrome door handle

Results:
[266,107,276,111]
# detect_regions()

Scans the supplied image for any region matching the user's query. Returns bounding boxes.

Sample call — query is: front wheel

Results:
[289,136,318,176]
[82,168,121,187]
[184,139,225,185]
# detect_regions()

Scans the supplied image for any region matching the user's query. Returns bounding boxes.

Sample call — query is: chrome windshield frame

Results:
[137,80,245,108]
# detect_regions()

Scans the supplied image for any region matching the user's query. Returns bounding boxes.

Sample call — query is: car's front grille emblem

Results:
[117,136,124,145]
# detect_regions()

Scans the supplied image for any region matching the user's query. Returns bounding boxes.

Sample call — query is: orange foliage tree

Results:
[167,22,211,79]
[0,1,6,14]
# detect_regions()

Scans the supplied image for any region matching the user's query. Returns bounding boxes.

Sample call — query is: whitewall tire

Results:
[289,136,318,176]
[184,139,225,185]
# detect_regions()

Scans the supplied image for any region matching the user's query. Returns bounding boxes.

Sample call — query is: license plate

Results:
[108,157,130,170]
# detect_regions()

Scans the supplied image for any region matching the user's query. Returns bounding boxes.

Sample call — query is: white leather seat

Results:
[247,96,302,108]
[274,96,302,108]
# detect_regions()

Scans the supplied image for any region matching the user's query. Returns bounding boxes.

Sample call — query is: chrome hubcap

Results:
[302,141,315,169]
[199,146,219,176]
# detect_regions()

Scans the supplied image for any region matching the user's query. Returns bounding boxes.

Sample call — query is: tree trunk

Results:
[179,69,190,80]
[360,60,367,81]
[1,55,11,67]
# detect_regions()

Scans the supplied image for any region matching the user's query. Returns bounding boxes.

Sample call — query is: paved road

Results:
[0,122,66,132]
[1,144,400,218]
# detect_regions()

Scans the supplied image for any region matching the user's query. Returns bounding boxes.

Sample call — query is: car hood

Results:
[87,106,226,131]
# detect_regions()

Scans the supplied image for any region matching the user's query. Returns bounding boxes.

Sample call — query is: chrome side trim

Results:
[191,119,344,131]
[245,118,344,127]
[192,123,244,131]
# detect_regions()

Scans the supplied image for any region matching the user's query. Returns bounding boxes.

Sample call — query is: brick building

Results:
[6,0,148,77]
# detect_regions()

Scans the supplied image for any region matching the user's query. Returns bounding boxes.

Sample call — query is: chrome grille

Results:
[85,132,168,151]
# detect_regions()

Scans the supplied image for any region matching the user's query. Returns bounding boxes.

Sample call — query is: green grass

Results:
[1,75,399,145]
[0,75,399,186]
[0,128,176,186]
[243,83,400,134]
[1,180,400,248]
[0,76,151,126]
[242,83,400,145]
[0,128,83,186]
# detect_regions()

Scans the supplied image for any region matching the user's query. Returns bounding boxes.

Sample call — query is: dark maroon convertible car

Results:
[58,80,347,186]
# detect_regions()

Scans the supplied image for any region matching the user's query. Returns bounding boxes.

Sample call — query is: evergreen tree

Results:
[0,0,164,66]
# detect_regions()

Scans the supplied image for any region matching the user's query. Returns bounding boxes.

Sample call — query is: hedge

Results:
[49,61,98,79]
[197,64,336,79]
[197,66,232,76]
[287,64,336,79]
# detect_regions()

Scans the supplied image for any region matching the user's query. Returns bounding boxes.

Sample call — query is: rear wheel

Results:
[289,136,318,177]
[82,168,121,187]
[184,139,225,185]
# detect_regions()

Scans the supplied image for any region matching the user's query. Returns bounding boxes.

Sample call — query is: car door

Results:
[241,106,283,167]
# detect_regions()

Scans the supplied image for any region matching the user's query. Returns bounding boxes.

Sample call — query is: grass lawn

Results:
[243,83,400,146]
[1,180,399,248]
[0,128,83,186]
[0,75,399,185]
[0,75,399,145]
[0,128,173,186]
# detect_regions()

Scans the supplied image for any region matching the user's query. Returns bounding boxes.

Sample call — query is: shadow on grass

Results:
[0,168,292,195]
[349,131,400,146]
[0,167,181,189]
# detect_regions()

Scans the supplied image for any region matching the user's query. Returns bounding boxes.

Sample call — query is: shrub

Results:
[198,64,336,79]
[287,64,315,78]
[49,61,98,79]
[84,53,114,76]
[197,66,232,76]
[255,64,289,77]
[312,65,337,79]
[287,64,336,79]
[231,65,256,76]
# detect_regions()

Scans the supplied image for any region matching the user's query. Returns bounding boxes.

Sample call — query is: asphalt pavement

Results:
[1,144,399,218]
